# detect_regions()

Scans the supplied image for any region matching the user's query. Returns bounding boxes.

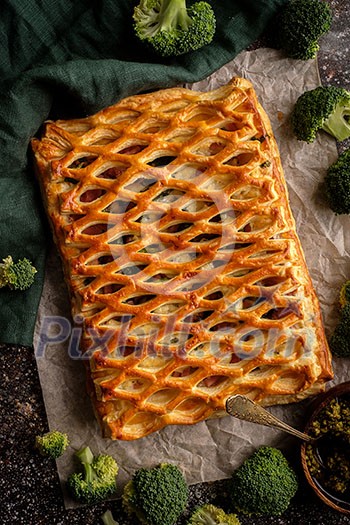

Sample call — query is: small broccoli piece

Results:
[122,463,188,525]
[133,0,216,57]
[324,148,350,214]
[230,446,298,516]
[340,280,350,308]
[122,480,147,523]
[330,306,350,357]
[291,86,350,143]
[274,0,332,60]
[0,255,37,291]
[188,503,240,525]
[35,430,69,459]
[330,296,350,357]
[68,446,118,504]
[101,510,119,525]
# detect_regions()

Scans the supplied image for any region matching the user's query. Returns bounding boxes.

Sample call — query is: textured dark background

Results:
[1,1,350,523]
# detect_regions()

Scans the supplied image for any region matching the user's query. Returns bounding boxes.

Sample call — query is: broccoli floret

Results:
[187,503,240,525]
[122,463,188,525]
[230,446,298,516]
[340,280,350,308]
[274,0,332,60]
[122,480,147,523]
[329,280,350,357]
[133,0,216,57]
[101,510,119,525]
[324,148,350,214]
[67,446,118,504]
[35,430,69,459]
[330,297,350,358]
[291,86,350,143]
[0,255,37,291]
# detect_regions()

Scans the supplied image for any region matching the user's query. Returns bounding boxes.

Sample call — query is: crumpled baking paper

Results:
[34,48,348,508]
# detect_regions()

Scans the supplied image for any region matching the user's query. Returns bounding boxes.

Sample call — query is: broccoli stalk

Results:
[188,503,240,525]
[101,510,119,525]
[35,430,69,459]
[291,86,350,143]
[122,463,188,525]
[0,255,37,291]
[274,0,332,60]
[230,446,298,516]
[157,0,192,33]
[323,99,350,141]
[329,280,350,357]
[324,148,350,214]
[133,0,216,57]
[68,446,118,504]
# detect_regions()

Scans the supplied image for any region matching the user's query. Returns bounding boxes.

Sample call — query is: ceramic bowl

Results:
[301,381,350,515]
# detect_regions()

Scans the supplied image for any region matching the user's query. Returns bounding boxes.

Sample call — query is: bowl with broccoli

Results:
[301,381,350,515]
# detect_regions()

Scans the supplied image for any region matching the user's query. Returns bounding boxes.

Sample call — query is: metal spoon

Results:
[226,394,350,485]
[225,394,315,443]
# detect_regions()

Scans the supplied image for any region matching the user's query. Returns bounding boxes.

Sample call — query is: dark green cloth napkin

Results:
[0,0,287,346]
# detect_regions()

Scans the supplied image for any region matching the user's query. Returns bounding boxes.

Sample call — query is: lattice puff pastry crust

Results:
[32,78,333,440]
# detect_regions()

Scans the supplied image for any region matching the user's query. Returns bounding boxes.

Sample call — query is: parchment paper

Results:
[34,48,349,508]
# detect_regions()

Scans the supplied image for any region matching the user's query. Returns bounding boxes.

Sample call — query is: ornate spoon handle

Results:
[226,394,314,443]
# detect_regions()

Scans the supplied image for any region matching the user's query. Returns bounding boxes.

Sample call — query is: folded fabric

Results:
[0,0,287,345]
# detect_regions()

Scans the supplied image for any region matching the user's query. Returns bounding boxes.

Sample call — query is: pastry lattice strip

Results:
[32,78,332,440]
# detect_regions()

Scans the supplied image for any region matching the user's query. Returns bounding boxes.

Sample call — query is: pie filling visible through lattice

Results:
[32,77,333,440]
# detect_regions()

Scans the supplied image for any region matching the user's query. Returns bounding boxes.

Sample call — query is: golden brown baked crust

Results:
[32,77,333,440]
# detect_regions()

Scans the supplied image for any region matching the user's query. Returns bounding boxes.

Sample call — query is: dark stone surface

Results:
[1,1,350,523]
[1,344,350,524]
[319,0,350,155]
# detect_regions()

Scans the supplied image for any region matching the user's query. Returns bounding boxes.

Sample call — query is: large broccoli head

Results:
[133,0,216,57]
[123,463,188,525]
[324,148,350,215]
[230,446,298,516]
[275,0,332,60]
[291,86,350,143]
